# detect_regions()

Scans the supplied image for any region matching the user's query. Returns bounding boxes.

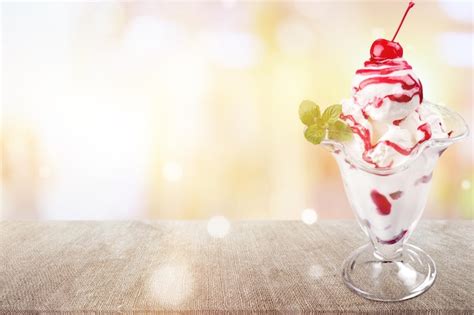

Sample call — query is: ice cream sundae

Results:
[340,6,450,169]
[298,1,468,301]
[336,1,451,245]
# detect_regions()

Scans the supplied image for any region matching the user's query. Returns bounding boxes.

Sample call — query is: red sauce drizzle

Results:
[415,172,433,185]
[376,123,431,156]
[357,75,419,91]
[377,229,408,245]
[340,57,431,168]
[370,190,392,215]
[355,64,412,75]
[340,113,432,167]
[389,191,403,200]
[355,58,423,107]
[393,117,405,126]
[364,59,411,68]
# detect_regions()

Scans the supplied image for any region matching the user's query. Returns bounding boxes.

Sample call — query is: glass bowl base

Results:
[342,243,436,302]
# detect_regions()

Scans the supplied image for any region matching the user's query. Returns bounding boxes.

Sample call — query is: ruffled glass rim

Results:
[321,102,470,175]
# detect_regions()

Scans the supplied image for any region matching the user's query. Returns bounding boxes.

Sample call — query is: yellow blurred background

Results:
[1,1,472,220]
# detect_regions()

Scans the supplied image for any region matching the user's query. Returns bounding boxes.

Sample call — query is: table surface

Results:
[1,220,473,314]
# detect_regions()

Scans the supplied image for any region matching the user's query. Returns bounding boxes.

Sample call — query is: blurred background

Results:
[1,1,472,221]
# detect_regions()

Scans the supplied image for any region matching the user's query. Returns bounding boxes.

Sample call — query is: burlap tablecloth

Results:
[0,220,472,314]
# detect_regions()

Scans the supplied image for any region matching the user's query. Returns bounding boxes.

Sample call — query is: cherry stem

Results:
[391,1,415,42]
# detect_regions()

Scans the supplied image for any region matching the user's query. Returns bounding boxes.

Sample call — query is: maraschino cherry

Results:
[370,1,415,60]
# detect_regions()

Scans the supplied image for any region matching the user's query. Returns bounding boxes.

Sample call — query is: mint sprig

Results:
[304,124,325,144]
[328,120,353,141]
[321,104,342,124]
[299,100,321,126]
[299,101,352,145]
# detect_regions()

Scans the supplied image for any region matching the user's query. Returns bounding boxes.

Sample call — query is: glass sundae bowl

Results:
[321,102,469,301]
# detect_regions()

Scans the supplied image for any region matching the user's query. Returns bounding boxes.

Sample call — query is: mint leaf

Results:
[322,104,342,124]
[299,100,320,126]
[328,120,353,141]
[299,101,353,145]
[304,124,325,144]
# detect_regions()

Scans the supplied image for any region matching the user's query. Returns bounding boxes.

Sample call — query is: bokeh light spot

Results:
[198,30,262,68]
[461,179,471,190]
[162,161,183,182]
[121,15,185,59]
[301,208,318,225]
[276,19,313,54]
[207,216,230,238]
[149,263,193,307]
[437,32,473,67]
[396,262,418,287]
[371,28,385,39]
[38,165,51,179]
[308,264,324,279]
[439,1,473,23]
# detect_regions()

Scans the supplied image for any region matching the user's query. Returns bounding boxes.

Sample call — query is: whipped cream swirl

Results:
[341,58,448,168]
